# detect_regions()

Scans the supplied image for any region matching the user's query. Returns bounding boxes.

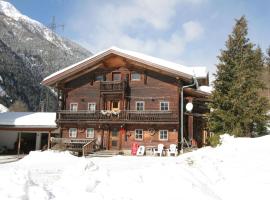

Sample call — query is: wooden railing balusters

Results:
[58,110,178,122]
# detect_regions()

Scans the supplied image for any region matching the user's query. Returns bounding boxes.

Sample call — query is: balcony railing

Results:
[50,138,96,155]
[100,80,127,92]
[57,110,178,123]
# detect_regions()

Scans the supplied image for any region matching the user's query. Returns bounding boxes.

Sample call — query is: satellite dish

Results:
[186,102,193,112]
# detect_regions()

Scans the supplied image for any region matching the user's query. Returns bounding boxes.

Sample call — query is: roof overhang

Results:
[0,126,57,132]
[184,87,211,99]
[42,47,205,87]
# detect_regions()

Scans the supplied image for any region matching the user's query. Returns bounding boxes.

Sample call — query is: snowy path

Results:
[0,135,270,200]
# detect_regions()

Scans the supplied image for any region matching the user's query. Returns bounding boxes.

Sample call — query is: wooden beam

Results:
[17,132,21,158]
[48,131,51,150]
[62,63,103,84]
[127,60,192,82]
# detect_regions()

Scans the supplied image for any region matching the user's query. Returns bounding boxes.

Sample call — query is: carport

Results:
[0,112,58,157]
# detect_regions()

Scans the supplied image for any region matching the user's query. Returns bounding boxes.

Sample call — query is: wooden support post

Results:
[187,97,194,146]
[188,115,194,144]
[48,131,51,150]
[17,132,21,158]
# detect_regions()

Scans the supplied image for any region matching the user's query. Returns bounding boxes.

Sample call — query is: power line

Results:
[41,16,64,112]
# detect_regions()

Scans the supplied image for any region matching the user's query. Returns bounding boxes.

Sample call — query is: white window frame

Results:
[88,103,96,112]
[135,101,145,111]
[131,72,141,81]
[135,129,143,141]
[86,128,95,138]
[70,103,78,111]
[160,101,169,111]
[159,130,168,141]
[69,128,77,138]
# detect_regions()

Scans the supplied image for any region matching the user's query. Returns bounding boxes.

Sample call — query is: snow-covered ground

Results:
[0,134,270,200]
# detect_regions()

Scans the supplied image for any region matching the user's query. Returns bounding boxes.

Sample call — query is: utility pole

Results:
[42,16,64,112]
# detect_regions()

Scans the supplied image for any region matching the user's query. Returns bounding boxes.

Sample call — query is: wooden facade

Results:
[42,48,210,153]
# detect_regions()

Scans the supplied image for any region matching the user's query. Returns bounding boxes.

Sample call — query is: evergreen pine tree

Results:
[209,16,269,137]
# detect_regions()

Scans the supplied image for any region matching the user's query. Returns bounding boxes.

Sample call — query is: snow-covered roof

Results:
[42,46,208,85]
[198,85,213,94]
[0,112,57,128]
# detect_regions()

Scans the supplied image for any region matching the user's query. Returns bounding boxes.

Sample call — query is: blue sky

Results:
[8,0,270,80]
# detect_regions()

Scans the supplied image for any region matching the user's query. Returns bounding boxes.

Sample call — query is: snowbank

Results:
[0,135,270,200]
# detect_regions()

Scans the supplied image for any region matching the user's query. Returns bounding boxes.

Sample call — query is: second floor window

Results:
[88,103,96,112]
[136,101,144,111]
[69,128,77,138]
[70,103,78,111]
[160,101,169,111]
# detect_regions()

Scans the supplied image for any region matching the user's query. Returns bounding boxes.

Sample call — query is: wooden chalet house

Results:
[42,47,210,155]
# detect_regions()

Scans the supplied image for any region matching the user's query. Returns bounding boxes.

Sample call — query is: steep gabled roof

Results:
[42,46,208,87]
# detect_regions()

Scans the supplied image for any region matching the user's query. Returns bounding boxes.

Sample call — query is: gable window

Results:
[70,103,78,111]
[160,101,169,111]
[69,128,77,138]
[159,130,168,141]
[131,72,141,81]
[136,101,144,111]
[95,75,104,81]
[86,128,94,138]
[88,103,96,112]
[112,72,121,81]
[135,129,143,140]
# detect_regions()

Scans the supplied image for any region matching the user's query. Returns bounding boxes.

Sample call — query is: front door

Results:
[110,127,120,150]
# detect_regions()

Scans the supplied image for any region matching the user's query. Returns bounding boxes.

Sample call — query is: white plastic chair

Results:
[136,145,145,156]
[153,144,164,156]
[168,144,178,156]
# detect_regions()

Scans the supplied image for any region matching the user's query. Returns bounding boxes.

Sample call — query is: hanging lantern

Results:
[186,102,193,112]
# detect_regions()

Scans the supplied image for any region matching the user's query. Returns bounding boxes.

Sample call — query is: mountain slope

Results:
[0,0,91,111]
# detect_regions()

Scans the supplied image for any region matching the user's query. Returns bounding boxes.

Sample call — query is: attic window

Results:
[131,72,141,81]
[95,75,104,81]
[112,72,121,81]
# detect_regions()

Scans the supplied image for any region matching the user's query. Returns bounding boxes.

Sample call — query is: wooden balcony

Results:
[57,110,179,124]
[100,80,127,92]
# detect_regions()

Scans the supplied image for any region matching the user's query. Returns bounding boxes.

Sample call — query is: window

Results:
[70,103,78,111]
[159,130,168,141]
[95,75,104,81]
[111,101,120,110]
[136,101,144,111]
[160,101,169,111]
[86,128,94,138]
[131,72,141,81]
[69,128,77,138]
[88,103,96,112]
[135,129,143,140]
[112,128,118,137]
[112,72,121,81]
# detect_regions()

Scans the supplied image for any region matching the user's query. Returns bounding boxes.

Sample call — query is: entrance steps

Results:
[86,150,123,158]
